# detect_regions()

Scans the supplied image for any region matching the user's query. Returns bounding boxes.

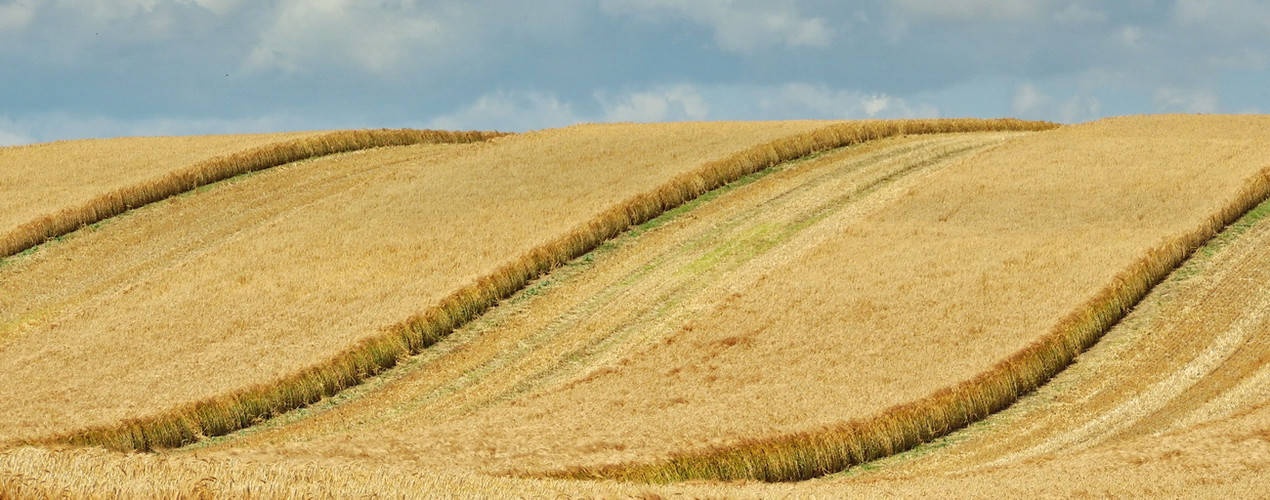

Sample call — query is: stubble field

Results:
[1,115,1267,498]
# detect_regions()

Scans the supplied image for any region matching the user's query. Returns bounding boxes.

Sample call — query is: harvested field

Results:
[195,131,1021,456]
[840,185,1270,484]
[10,120,1040,451]
[2,115,1268,498]
[1,121,850,447]
[196,131,1025,472]
[168,115,1270,483]
[0,131,319,234]
[3,400,1268,499]
[0,129,503,258]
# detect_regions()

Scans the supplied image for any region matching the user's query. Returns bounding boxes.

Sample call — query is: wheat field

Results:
[192,131,1027,472]
[842,184,1270,484]
[2,121,860,447]
[0,131,319,234]
[0,128,503,258]
[2,115,1268,498]
[171,130,1014,454]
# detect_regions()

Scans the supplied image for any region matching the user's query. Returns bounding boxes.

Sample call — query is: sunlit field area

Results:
[2,116,1268,498]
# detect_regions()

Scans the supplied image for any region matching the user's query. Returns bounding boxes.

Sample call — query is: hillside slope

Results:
[183,115,1270,482]
[0,131,321,234]
[199,131,1025,472]
[832,184,1270,489]
[2,120,889,447]
[0,129,501,258]
[2,116,1266,498]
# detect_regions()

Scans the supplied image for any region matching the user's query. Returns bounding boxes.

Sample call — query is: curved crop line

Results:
[554,168,1270,483]
[0,129,508,259]
[28,119,1057,453]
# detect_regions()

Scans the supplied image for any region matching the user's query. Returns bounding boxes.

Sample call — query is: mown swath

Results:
[557,118,1270,483]
[0,128,505,259]
[27,119,1054,453]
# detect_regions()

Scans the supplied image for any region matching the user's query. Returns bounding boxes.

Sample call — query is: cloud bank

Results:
[1,1,1267,142]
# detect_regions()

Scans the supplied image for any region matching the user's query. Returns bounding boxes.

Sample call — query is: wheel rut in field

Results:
[7,120,1050,453]
[844,196,1270,480]
[0,148,436,350]
[193,132,1024,459]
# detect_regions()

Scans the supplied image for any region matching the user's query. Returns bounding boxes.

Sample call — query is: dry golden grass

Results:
[0,132,317,232]
[3,400,1267,499]
[193,131,1025,466]
[155,115,1270,484]
[551,114,1270,481]
[187,131,1016,456]
[6,120,1032,452]
[1,119,1046,455]
[1,116,1267,498]
[0,129,504,258]
[6,205,1270,499]
[847,188,1270,481]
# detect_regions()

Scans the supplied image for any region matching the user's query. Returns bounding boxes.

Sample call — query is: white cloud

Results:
[1172,0,1270,37]
[1051,4,1106,24]
[0,113,318,144]
[63,0,161,21]
[246,0,449,73]
[187,0,248,16]
[0,0,198,53]
[601,0,831,53]
[598,85,709,122]
[1119,25,1145,48]
[0,116,32,146]
[427,91,583,132]
[1058,95,1101,123]
[891,0,1053,22]
[761,83,937,119]
[1169,0,1270,70]
[0,0,36,33]
[0,131,29,147]
[429,82,942,133]
[1011,83,1101,123]
[1153,87,1220,113]
[8,1,1270,141]
[1011,83,1050,115]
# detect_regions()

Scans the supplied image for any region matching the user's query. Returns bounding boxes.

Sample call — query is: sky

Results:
[1,0,1268,145]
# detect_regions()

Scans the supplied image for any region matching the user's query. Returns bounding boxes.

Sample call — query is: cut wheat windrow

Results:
[2,116,1266,499]
[1,131,319,235]
[1,120,1043,453]
[0,121,816,446]
[195,131,1024,459]
[553,115,1270,482]
[833,173,1270,487]
[0,129,504,258]
[179,115,1270,484]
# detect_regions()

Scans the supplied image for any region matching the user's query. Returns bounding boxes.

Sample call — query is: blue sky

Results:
[2,0,1268,144]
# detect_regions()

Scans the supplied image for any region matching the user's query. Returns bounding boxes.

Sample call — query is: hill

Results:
[2,116,1267,498]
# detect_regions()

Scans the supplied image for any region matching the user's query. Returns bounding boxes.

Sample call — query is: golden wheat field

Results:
[0,131,317,234]
[1,115,1268,498]
[0,129,504,259]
